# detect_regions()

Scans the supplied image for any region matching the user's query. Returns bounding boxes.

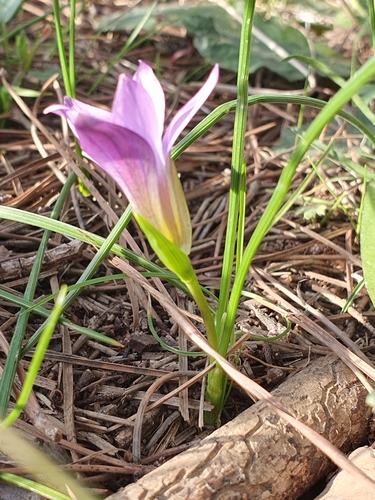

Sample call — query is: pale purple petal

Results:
[44,97,113,137]
[62,114,159,212]
[44,61,217,254]
[112,62,165,162]
[57,112,188,246]
[134,61,165,135]
[162,64,219,155]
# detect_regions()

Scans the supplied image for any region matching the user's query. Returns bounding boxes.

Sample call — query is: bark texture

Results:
[107,355,372,500]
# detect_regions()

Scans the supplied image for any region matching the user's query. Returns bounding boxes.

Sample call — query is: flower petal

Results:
[53,111,191,251]
[64,114,159,212]
[112,61,165,163]
[44,97,114,137]
[164,159,192,254]
[162,64,219,155]
[134,61,165,134]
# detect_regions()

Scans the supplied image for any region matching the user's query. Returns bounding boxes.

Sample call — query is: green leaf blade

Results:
[361,183,375,306]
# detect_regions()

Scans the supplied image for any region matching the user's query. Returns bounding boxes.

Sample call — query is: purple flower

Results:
[44,62,219,254]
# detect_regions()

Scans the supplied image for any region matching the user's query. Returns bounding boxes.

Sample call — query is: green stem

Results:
[69,0,76,97]
[368,0,375,49]
[205,0,256,424]
[53,0,72,96]
[185,275,218,351]
[216,0,256,335]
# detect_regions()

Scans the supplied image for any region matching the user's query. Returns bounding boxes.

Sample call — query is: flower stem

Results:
[184,275,223,425]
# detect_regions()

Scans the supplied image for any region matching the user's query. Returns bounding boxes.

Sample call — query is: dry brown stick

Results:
[251,225,352,263]
[61,324,80,462]
[0,464,141,475]
[13,417,145,473]
[311,283,375,336]
[177,295,190,422]
[0,153,61,187]
[132,371,197,464]
[0,331,62,442]
[249,268,374,396]
[139,366,213,415]
[251,267,375,386]
[0,240,84,281]
[25,351,171,378]
[281,218,362,267]
[127,319,255,418]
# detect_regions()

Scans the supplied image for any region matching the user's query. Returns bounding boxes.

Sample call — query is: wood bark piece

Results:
[0,240,84,281]
[106,355,372,500]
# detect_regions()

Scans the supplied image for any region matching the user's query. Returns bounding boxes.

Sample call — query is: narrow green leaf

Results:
[0,473,73,500]
[0,288,122,346]
[0,428,98,500]
[361,183,375,306]
[0,286,67,431]
[224,53,375,356]
[0,174,76,419]
[0,205,185,291]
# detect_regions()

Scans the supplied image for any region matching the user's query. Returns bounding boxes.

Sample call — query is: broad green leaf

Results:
[357,83,375,105]
[96,9,157,32]
[296,203,329,220]
[96,3,350,81]
[27,68,61,81]
[191,8,350,80]
[361,183,375,306]
[0,0,23,23]
[272,124,309,153]
[313,39,352,77]
[170,5,310,81]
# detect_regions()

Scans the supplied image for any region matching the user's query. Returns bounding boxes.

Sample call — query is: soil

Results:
[1,1,375,498]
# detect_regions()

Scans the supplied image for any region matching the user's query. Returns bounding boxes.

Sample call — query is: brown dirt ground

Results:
[1,0,375,498]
